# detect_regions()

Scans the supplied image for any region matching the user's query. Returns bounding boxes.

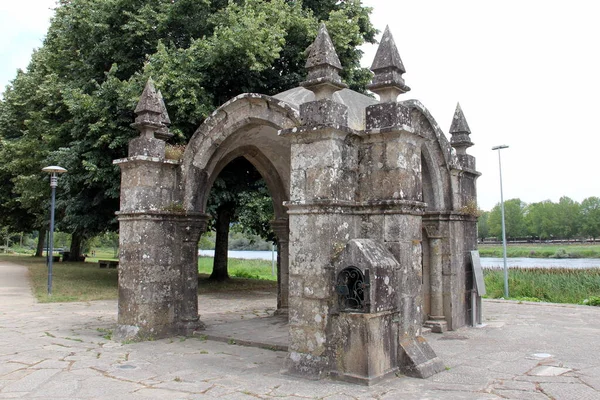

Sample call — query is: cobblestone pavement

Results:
[1,261,599,399]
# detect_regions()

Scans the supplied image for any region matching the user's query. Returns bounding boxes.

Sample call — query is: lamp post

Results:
[492,145,509,298]
[42,166,67,296]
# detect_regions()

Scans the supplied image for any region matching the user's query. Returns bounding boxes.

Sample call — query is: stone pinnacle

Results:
[449,102,473,153]
[367,25,410,102]
[155,90,174,141]
[301,23,347,100]
[134,78,162,116]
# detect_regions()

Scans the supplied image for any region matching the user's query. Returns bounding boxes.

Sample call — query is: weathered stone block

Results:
[300,99,348,126]
[288,297,329,328]
[365,102,411,130]
[330,312,399,385]
[128,136,165,158]
[398,336,445,378]
[288,324,327,356]
[360,215,384,240]
[301,274,333,300]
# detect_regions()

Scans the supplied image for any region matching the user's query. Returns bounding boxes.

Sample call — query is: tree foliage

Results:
[487,199,527,240]
[0,0,377,256]
[581,197,600,240]
[483,197,600,241]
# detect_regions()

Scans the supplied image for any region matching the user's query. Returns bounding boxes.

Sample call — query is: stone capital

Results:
[270,219,289,243]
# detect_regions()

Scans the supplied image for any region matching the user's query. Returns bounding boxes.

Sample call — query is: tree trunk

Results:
[210,206,232,281]
[68,233,83,261]
[35,228,47,257]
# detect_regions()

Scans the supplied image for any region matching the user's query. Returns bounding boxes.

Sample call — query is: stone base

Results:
[329,367,398,386]
[274,307,289,317]
[179,318,205,336]
[423,319,448,333]
[329,311,399,385]
[399,336,445,378]
[283,351,329,380]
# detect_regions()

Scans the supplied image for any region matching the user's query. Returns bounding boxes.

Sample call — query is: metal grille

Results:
[336,266,368,312]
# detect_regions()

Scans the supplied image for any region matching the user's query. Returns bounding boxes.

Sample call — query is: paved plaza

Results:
[1,260,599,399]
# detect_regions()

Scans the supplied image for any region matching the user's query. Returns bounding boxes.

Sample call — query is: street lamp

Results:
[491,145,509,298]
[42,166,67,295]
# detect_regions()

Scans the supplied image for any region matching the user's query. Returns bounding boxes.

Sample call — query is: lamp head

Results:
[42,166,67,174]
[492,145,509,151]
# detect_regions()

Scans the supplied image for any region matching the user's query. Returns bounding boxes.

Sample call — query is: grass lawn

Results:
[0,254,276,303]
[198,256,276,281]
[478,243,600,258]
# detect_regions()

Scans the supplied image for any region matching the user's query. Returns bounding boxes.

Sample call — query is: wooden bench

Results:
[98,260,119,269]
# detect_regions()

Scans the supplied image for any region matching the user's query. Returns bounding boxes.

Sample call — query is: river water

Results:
[199,250,600,269]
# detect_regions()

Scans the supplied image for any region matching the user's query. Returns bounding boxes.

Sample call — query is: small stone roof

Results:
[273,87,378,131]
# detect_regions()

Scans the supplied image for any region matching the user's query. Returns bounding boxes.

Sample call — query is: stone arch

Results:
[181,94,300,214]
[179,93,301,313]
[402,100,457,212]
[401,101,465,331]
[200,145,289,220]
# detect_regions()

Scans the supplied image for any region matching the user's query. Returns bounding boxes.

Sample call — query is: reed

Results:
[484,267,600,304]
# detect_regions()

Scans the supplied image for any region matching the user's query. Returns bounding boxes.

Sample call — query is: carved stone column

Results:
[178,216,209,334]
[270,219,289,313]
[423,224,447,333]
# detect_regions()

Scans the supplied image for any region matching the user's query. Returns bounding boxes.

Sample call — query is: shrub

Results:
[165,144,186,161]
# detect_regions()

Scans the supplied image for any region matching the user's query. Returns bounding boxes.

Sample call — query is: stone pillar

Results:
[448,103,481,329]
[280,23,359,379]
[423,224,448,333]
[271,219,289,313]
[178,216,209,334]
[362,26,444,379]
[429,238,443,318]
[114,79,206,341]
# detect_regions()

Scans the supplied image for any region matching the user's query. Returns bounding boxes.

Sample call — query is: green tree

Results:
[477,211,489,241]
[206,157,269,281]
[525,200,558,240]
[555,196,580,239]
[488,198,527,240]
[0,49,70,255]
[0,0,376,259]
[581,197,600,240]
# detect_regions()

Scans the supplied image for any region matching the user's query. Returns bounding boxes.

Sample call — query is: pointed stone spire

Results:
[134,78,162,116]
[132,78,165,139]
[450,103,473,154]
[157,90,171,126]
[367,26,410,102]
[154,90,174,141]
[301,23,347,100]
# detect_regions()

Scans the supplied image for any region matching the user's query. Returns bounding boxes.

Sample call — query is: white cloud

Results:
[0,0,55,91]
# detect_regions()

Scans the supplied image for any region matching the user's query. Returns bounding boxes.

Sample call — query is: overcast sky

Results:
[2,0,599,211]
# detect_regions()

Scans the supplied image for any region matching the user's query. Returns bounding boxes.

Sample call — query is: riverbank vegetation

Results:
[479,196,600,241]
[478,243,600,259]
[484,267,600,305]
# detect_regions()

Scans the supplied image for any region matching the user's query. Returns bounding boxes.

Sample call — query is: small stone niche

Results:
[330,239,401,384]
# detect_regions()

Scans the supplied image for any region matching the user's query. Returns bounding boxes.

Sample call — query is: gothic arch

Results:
[402,100,460,212]
[181,94,300,215]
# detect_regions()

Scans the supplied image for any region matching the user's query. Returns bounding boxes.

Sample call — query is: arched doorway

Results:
[181,94,301,317]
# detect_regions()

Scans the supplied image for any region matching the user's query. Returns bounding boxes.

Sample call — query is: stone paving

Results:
[1,260,600,399]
